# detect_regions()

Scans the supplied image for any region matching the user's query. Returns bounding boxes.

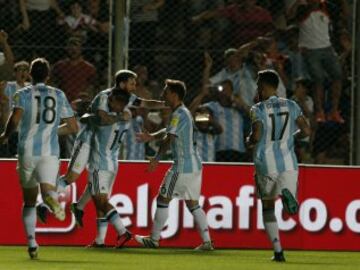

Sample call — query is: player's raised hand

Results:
[147,157,159,172]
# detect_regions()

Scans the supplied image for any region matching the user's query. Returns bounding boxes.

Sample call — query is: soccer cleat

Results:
[134,235,159,248]
[281,188,299,215]
[272,251,286,262]
[86,240,106,248]
[115,231,132,249]
[70,203,84,227]
[44,195,65,221]
[36,203,48,224]
[28,246,38,259]
[194,241,214,251]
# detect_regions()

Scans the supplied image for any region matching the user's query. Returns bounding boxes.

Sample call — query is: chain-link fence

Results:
[0,0,355,165]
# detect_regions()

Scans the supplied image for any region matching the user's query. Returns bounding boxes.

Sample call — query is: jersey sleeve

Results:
[167,112,185,136]
[60,92,75,119]
[94,93,109,112]
[250,105,263,124]
[12,91,25,110]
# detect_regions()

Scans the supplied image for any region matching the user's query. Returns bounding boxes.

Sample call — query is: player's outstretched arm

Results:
[147,134,174,172]
[58,116,79,136]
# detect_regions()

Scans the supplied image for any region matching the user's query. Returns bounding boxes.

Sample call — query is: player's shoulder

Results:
[16,85,32,95]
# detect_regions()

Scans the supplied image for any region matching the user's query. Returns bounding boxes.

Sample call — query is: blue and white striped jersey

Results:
[14,83,74,156]
[167,104,202,173]
[76,90,139,143]
[250,96,303,175]
[88,110,131,172]
[204,101,245,153]
[195,131,216,162]
[5,81,30,109]
[76,88,111,143]
[124,115,145,160]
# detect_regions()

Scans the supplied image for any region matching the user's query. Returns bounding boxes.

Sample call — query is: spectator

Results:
[291,78,314,163]
[129,0,165,69]
[84,0,110,73]
[124,106,146,161]
[133,65,153,99]
[281,25,309,92]
[0,30,14,82]
[19,0,65,59]
[2,61,31,127]
[52,36,97,102]
[206,49,253,111]
[187,0,228,49]
[193,106,222,162]
[203,79,247,162]
[59,0,97,41]
[192,0,274,47]
[288,0,344,123]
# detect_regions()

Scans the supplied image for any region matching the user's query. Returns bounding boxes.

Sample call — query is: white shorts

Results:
[88,170,116,195]
[68,140,90,174]
[17,156,60,189]
[255,170,298,200]
[159,169,202,200]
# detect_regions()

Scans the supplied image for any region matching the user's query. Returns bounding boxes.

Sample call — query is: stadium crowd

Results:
[0,0,353,165]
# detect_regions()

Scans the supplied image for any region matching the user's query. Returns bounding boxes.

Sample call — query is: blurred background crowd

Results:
[0,0,354,165]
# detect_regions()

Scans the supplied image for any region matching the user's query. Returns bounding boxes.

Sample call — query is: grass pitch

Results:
[0,246,359,270]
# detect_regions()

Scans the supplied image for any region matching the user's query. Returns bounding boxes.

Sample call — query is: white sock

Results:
[263,208,282,252]
[106,209,126,236]
[151,202,169,241]
[95,218,108,244]
[77,186,92,210]
[23,206,38,248]
[191,206,211,242]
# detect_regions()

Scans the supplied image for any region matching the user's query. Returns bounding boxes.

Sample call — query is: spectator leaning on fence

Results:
[287,0,344,124]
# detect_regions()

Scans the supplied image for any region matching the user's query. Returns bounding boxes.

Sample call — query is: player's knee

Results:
[185,200,200,212]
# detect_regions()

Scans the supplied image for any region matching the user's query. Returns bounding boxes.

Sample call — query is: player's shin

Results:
[22,205,38,249]
[151,200,169,241]
[189,204,211,243]
[76,185,92,210]
[105,208,126,236]
[263,207,282,252]
[95,217,108,244]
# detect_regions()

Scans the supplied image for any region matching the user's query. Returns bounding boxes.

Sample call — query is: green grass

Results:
[0,246,360,270]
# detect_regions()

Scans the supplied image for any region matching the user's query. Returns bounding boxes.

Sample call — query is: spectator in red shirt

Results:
[51,37,97,101]
[192,0,274,46]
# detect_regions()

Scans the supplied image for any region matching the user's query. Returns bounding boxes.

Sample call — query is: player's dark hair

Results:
[30,58,50,84]
[165,79,186,101]
[109,88,130,104]
[114,70,137,86]
[257,69,279,89]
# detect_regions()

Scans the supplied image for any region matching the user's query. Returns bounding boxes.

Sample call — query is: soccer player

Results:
[84,89,132,248]
[2,61,31,156]
[55,70,164,228]
[0,58,78,259]
[246,70,311,262]
[134,79,213,251]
